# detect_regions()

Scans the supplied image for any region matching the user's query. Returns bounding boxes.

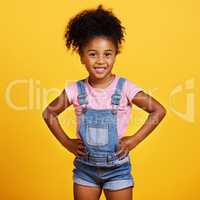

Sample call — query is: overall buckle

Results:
[81,104,87,113]
[112,104,118,114]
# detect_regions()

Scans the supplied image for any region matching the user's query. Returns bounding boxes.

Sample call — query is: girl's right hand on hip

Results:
[65,138,86,157]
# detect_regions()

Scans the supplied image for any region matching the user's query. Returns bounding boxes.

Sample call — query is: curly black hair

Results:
[64,4,126,55]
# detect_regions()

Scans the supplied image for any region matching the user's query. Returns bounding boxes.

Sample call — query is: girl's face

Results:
[80,36,117,81]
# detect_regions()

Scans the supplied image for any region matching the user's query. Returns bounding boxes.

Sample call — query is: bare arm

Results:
[117,91,167,157]
[130,91,167,146]
[42,89,86,156]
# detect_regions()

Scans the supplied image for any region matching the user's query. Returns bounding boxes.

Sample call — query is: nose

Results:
[96,55,105,65]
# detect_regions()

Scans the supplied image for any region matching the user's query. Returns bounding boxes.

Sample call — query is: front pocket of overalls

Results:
[86,125,108,146]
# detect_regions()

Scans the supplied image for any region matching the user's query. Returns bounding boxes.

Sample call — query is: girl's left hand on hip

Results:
[116,136,137,159]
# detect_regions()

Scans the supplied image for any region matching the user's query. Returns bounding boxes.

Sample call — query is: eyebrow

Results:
[87,49,113,52]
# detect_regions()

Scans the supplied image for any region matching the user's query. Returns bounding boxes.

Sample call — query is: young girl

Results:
[42,5,166,200]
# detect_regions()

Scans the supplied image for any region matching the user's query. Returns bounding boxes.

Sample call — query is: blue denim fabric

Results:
[72,77,134,190]
[73,157,134,191]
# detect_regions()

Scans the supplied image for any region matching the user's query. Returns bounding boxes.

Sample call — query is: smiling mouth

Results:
[93,67,107,73]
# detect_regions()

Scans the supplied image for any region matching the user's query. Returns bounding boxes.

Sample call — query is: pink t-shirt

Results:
[64,74,144,139]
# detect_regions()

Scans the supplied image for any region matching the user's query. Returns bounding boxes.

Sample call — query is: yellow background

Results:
[1,0,199,199]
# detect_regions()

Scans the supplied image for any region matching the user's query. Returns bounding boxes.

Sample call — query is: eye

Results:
[105,53,112,57]
[89,53,96,56]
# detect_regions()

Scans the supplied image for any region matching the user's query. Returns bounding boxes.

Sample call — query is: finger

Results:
[78,140,84,144]
[116,143,122,151]
[78,144,86,149]
[77,150,86,156]
[78,146,86,152]
[118,152,126,159]
[116,148,124,157]
[119,149,129,160]
[74,151,78,157]
[116,147,128,158]
[78,143,85,148]
[118,152,126,160]
[78,143,86,148]
[116,150,122,156]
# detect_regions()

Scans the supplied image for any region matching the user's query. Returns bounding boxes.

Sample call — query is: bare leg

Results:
[103,186,133,200]
[73,183,103,200]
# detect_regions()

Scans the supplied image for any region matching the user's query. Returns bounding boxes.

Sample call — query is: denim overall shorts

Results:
[72,77,134,191]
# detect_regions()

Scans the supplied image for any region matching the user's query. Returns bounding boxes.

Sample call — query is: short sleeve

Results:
[124,79,144,104]
[64,82,77,105]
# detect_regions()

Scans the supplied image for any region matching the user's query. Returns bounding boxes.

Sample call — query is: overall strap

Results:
[77,79,88,106]
[111,77,126,114]
[111,77,126,105]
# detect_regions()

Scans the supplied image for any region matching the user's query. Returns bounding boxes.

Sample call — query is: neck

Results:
[88,74,115,89]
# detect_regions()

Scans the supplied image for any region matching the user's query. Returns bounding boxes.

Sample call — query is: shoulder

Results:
[119,76,144,103]
[64,79,82,104]
[64,78,88,103]
[64,80,77,93]
[117,76,142,89]
[64,78,87,91]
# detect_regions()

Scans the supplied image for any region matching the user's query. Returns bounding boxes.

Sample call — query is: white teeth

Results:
[94,67,106,69]
[94,67,106,73]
